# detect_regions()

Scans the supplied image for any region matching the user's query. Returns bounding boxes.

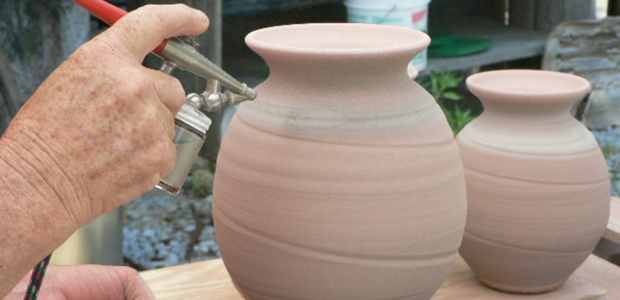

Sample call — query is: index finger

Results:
[104,4,209,61]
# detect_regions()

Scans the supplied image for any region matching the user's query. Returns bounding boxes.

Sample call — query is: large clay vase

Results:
[457,70,610,294]
[213,24,467,300]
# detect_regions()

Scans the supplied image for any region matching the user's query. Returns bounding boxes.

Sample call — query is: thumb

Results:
[103,4,209,62]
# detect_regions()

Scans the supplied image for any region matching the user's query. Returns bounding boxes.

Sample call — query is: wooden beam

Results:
[485,0,508,24]
[535,0,596,31]
[509,0,536,29]
[426,16,548,73]
[610,0,620,16]
[429,0,487,21]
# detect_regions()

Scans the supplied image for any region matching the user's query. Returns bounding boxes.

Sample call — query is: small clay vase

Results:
[458,70,610,294]
[214,24,467,300]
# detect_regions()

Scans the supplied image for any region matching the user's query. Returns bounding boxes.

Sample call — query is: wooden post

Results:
[509,0,536,28]
[535,0,596,31]
[610,0,620,16]
[0,0,90,135]
[128,0,223,162]
[430,0,487,20]
[485,0,508,24]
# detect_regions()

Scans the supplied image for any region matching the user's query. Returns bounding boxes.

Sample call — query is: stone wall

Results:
[0,0,89,134]
[543,17,620,128]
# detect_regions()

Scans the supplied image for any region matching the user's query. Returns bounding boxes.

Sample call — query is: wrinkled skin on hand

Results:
[4,265,155,300]
[0,4,210,299]
[0,4,209,228]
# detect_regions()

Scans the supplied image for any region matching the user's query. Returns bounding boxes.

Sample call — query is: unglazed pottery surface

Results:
[457,70,611,294]
[213,24,467,300]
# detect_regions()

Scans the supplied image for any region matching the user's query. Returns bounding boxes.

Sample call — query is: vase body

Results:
[457,70,610,294]
[213,24,467,300]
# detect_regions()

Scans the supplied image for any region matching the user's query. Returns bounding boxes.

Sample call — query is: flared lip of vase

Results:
[466,69,591,104]
[245,23,430,57]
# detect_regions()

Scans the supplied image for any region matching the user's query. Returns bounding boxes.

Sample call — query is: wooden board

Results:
[432,257,605,300]
[425,16,548,73]
[141,254,619,300]
[424,0,599,72]
[535,0,596,31]
[141,258,242,300]
[509,0,536,29]
[604,197,620,244]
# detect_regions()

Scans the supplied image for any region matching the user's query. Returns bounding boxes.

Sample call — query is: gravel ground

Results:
[123,190,220,270]
[592,126,620,196]
[123,126,620,270]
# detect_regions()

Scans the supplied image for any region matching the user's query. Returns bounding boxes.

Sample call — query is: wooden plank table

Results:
[141,254,620,300]
[141,197,620,299]
[604,197,620,244]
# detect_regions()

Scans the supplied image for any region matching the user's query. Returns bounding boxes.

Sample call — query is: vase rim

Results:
[245,23,430,56]
[466,69,591,100]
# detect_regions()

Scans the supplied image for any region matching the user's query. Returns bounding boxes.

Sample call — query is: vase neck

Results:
[465,70,590,125]
[254,58,420,114]
[480,96,577,125]
[244,24,430,112]
[264,52,409,91]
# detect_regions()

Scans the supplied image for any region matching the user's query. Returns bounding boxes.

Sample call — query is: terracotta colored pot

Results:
[213,23,467,300]
[457,70,610,294]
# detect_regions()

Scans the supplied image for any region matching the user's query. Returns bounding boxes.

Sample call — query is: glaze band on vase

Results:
[213,23,467,300]
[457,70,611,294]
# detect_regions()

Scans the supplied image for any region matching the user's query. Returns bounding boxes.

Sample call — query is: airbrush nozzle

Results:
[157,38,257,101]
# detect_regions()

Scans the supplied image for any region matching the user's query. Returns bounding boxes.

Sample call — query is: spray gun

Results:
[73,0,257,194]
[73,0,257,109]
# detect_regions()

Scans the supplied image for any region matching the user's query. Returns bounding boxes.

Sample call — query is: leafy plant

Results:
[208,161,217,174]
[183,169,215,198]
[420,72,479,135]
[599,134,620,196]
[592,127,620,196]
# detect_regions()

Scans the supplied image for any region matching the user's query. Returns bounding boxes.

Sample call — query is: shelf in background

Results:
[425,17,549,73]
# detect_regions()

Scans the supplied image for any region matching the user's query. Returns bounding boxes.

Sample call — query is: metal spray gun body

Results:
[158,37,257,110]
[73,0,257,194]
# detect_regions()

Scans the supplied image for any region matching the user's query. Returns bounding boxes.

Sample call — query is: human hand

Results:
[0,5,209,228]
[3,265,155,300]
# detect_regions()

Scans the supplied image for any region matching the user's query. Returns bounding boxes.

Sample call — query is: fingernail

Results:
[194,9,208,24]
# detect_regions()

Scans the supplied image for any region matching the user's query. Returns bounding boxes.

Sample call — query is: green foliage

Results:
[600,141,620,196]
[420,72,478,135]
[208,161,217,174]
[445,106,474,135]
[183,169,215,198]
[601,142,620,158]
[611,171,620,197]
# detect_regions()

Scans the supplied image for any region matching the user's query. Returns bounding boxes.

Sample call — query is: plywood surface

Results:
[604,197,620,244]
[141,254,619,300]
[141,258,241,300]
[432,257,606,300]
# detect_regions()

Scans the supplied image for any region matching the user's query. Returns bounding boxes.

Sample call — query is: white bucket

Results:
[344,0,430,71]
